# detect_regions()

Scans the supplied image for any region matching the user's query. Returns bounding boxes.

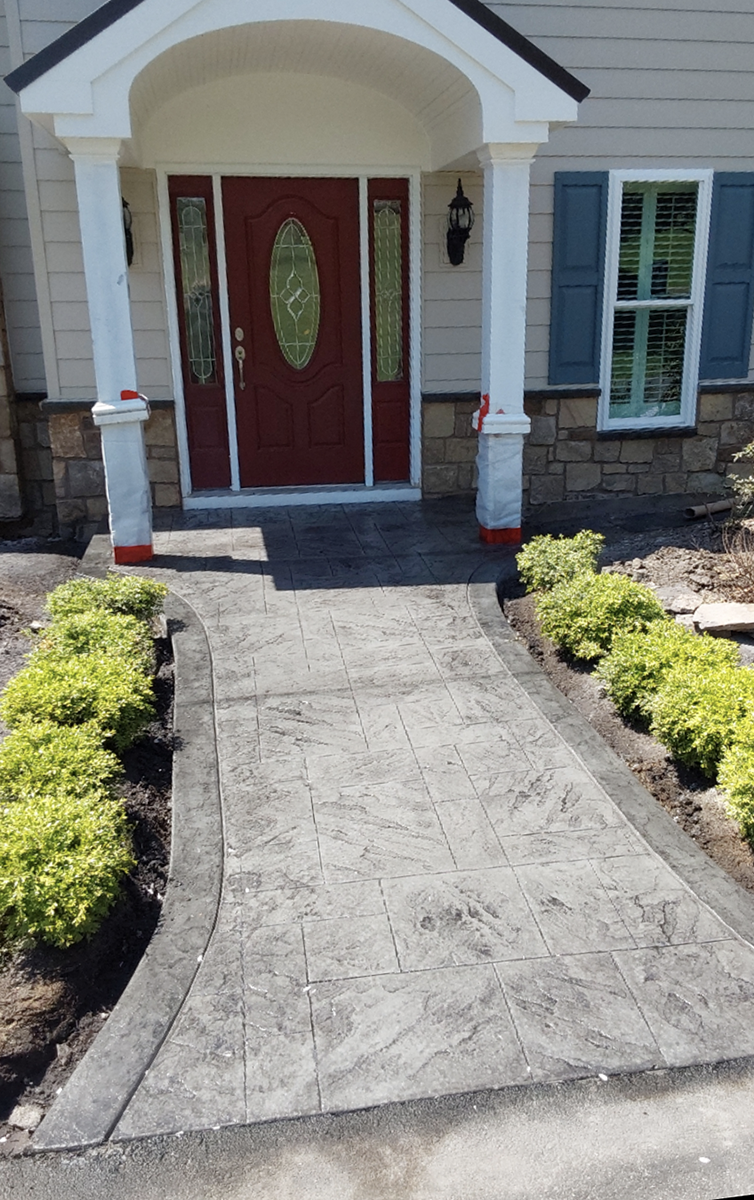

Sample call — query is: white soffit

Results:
[13,0,580,149]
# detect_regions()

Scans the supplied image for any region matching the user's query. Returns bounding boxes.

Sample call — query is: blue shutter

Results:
[549,172,608,386]
[700,173,754,380]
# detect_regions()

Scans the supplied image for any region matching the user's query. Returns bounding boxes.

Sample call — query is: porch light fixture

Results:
[446,178,474,266]
[122,197,134,267]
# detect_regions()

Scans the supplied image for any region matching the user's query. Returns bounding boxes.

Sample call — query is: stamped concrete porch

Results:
[84,501,754,1140]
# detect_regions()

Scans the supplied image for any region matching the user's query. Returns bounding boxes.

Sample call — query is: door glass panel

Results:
[270,218,320,370]
[373,200,403,382]
[176,197,217,385]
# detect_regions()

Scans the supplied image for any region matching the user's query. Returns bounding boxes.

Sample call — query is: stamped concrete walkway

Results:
[77,501,754,1140]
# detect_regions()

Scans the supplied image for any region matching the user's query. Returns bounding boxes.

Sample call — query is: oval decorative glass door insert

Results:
[270,218,321,370]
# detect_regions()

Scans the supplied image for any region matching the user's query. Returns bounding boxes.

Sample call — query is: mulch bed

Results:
[0,553,172,1156]
[501,520,754,898]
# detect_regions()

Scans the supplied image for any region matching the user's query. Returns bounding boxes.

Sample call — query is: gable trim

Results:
[4,0,589,104]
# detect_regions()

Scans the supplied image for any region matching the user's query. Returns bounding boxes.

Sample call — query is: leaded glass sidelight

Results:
[373,200,404,382]
[270,219,320,370]
[176,198,218,385]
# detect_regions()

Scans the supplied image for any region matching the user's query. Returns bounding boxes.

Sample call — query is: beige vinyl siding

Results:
[488,0,754,388]
[121,169,172,401]
[0,5,45,390]
[10,0,173,402]
[422,172,482,393]
[11,0,103,398]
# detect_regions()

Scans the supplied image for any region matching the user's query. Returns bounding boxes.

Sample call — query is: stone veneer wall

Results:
[42,402,181,539]
[523,389,754,508]
[16,397,55,529]
[0,374,23,522]
[420,389,754,508]
[421,397,479,496]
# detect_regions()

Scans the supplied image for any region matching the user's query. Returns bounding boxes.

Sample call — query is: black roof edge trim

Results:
[447,0,589,103]
[5,0,145,94]
[5,0,590,105]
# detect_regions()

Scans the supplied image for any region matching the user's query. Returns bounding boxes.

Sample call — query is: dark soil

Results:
[0,541,172,1156]
[502,519,754,898]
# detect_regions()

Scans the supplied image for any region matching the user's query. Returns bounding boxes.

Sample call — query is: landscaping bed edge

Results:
[467,566,754,952]
[32,536,223,1152]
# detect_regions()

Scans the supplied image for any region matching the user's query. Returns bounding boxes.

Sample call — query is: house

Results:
[0,0,753,547]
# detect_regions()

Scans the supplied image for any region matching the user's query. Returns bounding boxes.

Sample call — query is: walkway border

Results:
[34,534,224,1152]
[468,564,754,951]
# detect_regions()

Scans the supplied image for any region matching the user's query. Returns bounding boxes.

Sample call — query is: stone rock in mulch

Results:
[8,1104,43,1132]
[694,603,754,633]
[652,584,702,614]
[675,614,698,630]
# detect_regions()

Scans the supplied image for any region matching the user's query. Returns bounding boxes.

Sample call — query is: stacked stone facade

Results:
[41,401,181,539]
[0,365,22,522]
[522,389,754,507]
[419,389,754,509]
[421,397,479,496]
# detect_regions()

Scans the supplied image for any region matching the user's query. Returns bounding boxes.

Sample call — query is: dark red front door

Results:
[223,178,364,488]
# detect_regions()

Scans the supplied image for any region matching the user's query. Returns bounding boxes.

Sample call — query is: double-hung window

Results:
[600,171,712,431]
[549,170,754,432]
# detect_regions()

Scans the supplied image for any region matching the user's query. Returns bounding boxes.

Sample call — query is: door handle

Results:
[234,344,246,390]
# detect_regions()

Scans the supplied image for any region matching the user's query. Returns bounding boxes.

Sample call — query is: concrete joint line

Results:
[33,535,224,1152]
[467,568,754,951]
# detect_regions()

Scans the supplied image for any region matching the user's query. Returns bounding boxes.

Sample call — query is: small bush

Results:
[47,574,168,623]
[0,792,133,948]
[35,609,155,675]
[0,720,122,804]
[719,719,754,839]
[0,653,155,751]
[650,664,754,777]
[535,571,666,662]
[596,621,740,722]
[516,529,605,593]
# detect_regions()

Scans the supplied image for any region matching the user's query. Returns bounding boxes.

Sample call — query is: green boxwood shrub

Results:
[0,720,122,804]
[596,621,740,722]
[34,609,155,675]
[0,652,155,751]
[650,663,754,777]
[535,570,666,662]
[0,792,134,948]
[719,718,754,839]
[47,574,168,623]
[516,529,605,593]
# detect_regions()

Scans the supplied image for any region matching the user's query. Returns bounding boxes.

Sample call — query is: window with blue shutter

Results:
[549,172,608,386]
[700,173,754,381]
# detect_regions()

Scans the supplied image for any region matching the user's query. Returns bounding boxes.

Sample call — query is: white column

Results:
[473,145,536,543]
[67,139,152,561]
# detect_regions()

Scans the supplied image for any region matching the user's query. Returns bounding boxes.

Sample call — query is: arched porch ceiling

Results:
[10,0,581,164]
[127,22,484,171]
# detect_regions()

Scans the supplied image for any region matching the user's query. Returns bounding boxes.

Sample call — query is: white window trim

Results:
[598,168,713,433]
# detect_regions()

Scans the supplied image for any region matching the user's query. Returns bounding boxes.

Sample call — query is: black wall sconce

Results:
[446,178,474,266]
[122,197,134,266]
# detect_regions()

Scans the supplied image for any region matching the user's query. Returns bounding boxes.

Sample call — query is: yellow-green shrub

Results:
[719,718,754,839]
[535,571,665,662]
[516,529,605,593]
[650,663,754,777]
[34,609,155,675]
[0,652,155,751]
[47,574,168,623]
[0,792,134,948]
[596,621,740,722]
[0,720,122,804]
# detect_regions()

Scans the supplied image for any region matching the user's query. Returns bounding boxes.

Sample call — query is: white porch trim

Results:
[183,484,422,509]
[473,145,535,541]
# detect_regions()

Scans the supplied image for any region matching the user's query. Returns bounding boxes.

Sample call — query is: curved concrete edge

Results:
[467,564,754,952]
[33,536,224,1152]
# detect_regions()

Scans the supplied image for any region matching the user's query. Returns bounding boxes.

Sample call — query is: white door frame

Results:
[156,165,422,509]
